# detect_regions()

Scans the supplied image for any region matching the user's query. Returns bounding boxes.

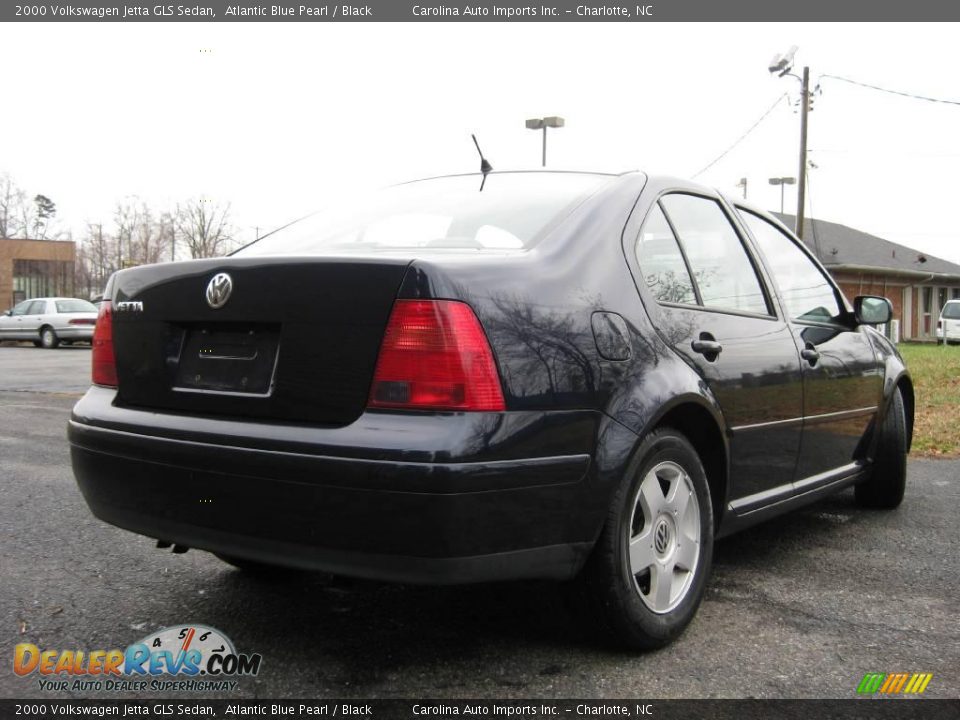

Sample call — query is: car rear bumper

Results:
[68,387,600,584]
[937,324,960,341]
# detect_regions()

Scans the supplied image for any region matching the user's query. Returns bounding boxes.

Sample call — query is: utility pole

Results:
[796,66,810,239]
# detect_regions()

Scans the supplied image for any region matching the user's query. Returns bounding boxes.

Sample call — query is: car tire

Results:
[855,387,907,509]
[577,428,714,650]
[40,326,60,349]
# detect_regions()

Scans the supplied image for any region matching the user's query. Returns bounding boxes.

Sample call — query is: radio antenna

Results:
[471,134,493,191]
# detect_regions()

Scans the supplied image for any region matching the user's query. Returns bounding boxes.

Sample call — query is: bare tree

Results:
[74,223,118,299]
[0,173,61,239]
[113,198,171,267]
[175,198,234,259]
[112,200,136,268]
[0,173,25,238]
[157,211,177,262]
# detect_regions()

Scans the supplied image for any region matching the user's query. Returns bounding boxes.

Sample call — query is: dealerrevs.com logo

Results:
[14,624,262,693]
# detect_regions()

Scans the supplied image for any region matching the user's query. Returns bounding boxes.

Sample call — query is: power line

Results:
[820,74,960,107]
[692,94,788,179]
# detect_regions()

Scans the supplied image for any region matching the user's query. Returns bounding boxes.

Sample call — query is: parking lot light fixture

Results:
[768,176,797,213]
[525,116,565,167]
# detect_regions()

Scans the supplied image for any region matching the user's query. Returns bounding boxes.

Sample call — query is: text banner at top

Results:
[6,0,960,22]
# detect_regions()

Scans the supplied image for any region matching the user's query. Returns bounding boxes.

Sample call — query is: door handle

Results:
[801,344,820,366]
[691,333,722,360]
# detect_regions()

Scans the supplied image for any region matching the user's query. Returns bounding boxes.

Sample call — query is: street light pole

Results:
[525,116,565,167]
[768,177,796,214]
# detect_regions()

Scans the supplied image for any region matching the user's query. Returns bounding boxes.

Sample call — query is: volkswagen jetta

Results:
[69,171,913,649]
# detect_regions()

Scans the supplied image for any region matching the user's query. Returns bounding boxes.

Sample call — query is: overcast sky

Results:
[3,22,959,263]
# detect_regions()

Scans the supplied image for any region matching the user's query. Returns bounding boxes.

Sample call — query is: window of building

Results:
[12,259,74,303]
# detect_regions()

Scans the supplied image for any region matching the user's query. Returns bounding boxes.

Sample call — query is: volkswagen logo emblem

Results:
[654,520,670,555]
[205,273,233,309]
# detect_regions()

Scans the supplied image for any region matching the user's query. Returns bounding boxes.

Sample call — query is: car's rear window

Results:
[235,173,612,256]
[943,302,960,320]
[55,299,97,313]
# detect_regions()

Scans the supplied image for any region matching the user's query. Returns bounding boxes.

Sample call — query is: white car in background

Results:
[0,297,98,348]
[938,299,960,345]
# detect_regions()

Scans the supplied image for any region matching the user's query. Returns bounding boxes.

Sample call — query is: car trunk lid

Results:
[110,256,411,425]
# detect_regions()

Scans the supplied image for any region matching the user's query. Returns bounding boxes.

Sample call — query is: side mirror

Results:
[854,295,892,326]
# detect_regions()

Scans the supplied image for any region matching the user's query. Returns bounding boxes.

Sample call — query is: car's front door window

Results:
[10,301,31,317]
[738,212,844,323]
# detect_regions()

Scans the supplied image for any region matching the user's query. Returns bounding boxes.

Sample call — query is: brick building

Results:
[0,237,76,310]
[775,214,960,342]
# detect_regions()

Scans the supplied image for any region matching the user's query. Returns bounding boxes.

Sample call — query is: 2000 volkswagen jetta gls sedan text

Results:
[69,171,913,649]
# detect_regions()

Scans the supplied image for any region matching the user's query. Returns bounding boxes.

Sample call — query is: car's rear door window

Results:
[635,204,697,305]
[737,210,844,324]
[659,194,770,316]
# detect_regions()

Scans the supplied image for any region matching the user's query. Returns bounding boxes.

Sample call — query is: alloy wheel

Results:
[627,460,701,613]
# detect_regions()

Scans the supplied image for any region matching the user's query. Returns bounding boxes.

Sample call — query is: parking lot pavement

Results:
[0,344,91,394]
[1,385,958,701]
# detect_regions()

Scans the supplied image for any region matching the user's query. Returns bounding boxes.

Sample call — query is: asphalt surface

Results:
[0,342,92,393]
[1,344,958,700]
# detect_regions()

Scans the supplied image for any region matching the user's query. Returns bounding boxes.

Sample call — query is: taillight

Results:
[91,301,117,388]
[369,299,505,412]
[69,318,96,326]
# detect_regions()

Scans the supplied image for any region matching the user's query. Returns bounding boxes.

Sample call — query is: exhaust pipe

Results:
[156,540,189,553]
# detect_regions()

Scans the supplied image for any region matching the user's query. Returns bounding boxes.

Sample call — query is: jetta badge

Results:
[205,272,233,309]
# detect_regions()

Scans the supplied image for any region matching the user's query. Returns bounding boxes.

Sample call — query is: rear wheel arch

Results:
[648,402,728,534]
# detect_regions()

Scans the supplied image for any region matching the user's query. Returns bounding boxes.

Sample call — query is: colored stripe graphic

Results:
[858,672,933,694]
[907,673,934,694]
[857,673,886,694]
